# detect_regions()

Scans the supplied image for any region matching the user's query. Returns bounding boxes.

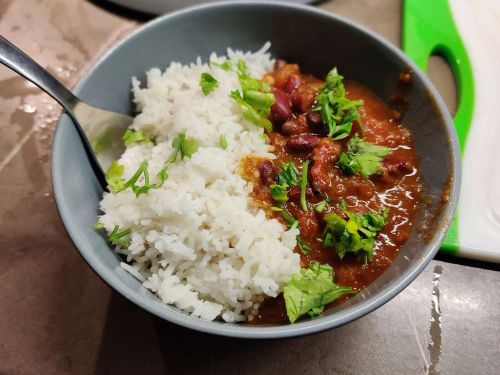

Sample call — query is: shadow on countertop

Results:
[93,293,360,375]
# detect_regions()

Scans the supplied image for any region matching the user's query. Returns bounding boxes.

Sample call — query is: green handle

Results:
[402,0,475,254]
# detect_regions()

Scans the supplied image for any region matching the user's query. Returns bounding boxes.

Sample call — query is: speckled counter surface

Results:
[0,1,498,374]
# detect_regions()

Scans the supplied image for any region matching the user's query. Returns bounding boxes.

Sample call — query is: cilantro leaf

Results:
[323,206,389,263]
[281,210,298,230]
[284,261,354,323]
[314,199,330,213]
[105,160,168,198]
[200,72,219,95]
[168,133,199,162]
[106,133,197,198]
[230,59,275,132]
[277,162,300,187]
[219,134,228,150]
[237,59,249,77]
[210,59,233,71]
[300,160,310,211]
[122,129,152,147]
[105,161,126,193]
[337,134,390,177]
[296,235,311,255]
[313,67,363,140]
[230,90,273,132]
[270,184,288,203]
[106,225,131,248]
[270,162,301,207]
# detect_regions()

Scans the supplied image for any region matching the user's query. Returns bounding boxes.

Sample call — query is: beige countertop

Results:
[0,1,497,374]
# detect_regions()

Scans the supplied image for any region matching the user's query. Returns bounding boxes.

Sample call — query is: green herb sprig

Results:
[323,204,389,264]
[284,261,354,323]
[200,73,219,95]
[106,225,131,248]
[300,160,310,211]
[337,134,390,177]
[122,129,152,147]
[230,60,275,131]
[105,133,198,198]
[313,68,363,140]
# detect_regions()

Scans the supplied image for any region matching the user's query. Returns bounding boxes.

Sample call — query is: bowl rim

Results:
[51,0,461,339]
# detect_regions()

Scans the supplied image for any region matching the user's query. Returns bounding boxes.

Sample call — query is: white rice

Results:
[98,43,301,322]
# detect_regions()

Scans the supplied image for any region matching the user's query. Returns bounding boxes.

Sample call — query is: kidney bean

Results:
[287,185,314,202]
[281,115,309,135]
[306,112,328,135]
[258,160,276,184]
[284,74,303,93]
[286,134,321,152]
[270,89,292,123]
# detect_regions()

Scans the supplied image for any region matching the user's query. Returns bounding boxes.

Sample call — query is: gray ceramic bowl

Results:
[52,1,460,338]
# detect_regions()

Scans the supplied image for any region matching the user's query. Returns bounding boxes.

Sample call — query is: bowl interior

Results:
[52,2,459,338]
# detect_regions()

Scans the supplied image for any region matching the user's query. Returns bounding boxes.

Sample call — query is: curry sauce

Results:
[244,62,422,324]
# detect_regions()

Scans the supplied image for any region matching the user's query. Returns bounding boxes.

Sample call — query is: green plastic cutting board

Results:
[402,0,474,256]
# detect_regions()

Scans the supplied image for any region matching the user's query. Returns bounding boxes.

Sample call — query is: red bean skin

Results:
[306,112,328,136]
[270,89,292,124]
[284,74,303,93]
[258,160,276,184]
[286,134,321,152]
[281,115,310,136]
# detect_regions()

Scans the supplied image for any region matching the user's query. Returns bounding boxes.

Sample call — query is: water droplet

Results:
[18,103,37,113]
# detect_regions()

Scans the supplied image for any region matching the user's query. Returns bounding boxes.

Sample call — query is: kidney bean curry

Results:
[239,61,421,324]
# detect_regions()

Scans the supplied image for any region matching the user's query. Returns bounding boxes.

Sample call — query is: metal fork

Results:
[0,35,132,186]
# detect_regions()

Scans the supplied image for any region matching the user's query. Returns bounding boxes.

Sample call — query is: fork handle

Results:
[0,35,79,114]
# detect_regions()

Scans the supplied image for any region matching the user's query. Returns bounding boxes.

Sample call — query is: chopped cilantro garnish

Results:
[281,210,294,225]
[270,162,300,206]
[277,162,300,187]
[290,220,299,230]
[337,134,390,177]
[106,133,198,197]
[105,160,168,198]
[94,221,104,230]
[313,67,363,140]
[338,197,348,210]
[300,160,310,211]
[323,206,389,263]
[237,59,249,76]
[219,134,228,150]
[106,225,131,248]
[283,261,354,323]
[230,90,273,131]
[211,59,233,71]
[230,60,275,131]
[270,184,288,203]
[105,161,126,193]
[122,129,152,147]
[168,133,199,162]
[200,72,219,95]
[314,199,330,213]
[281,210,298,230]
[296,235,311,255]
